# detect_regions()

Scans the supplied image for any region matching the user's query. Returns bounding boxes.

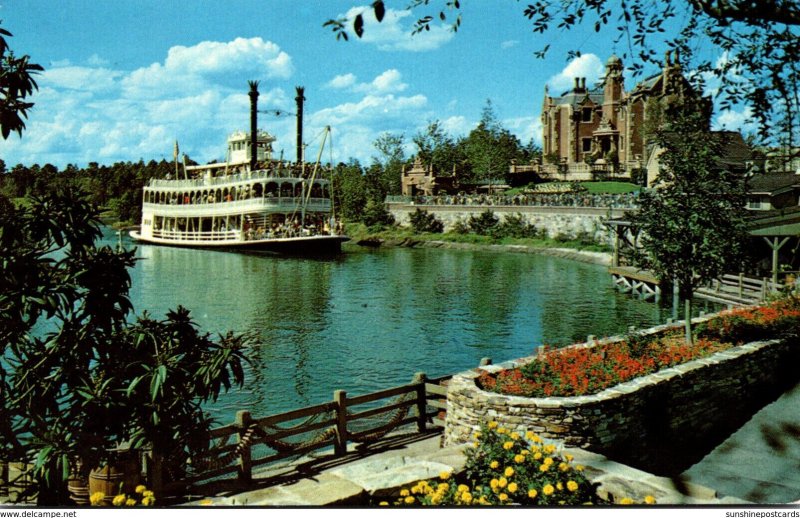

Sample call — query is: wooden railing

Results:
[151,371,454,493]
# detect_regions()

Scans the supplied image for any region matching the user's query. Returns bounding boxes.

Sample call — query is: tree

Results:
[372,132,407,197]
[0,189,249,504]
[628,98,749,344]
[461,100,524,185]
[325,1,800,155]
[413,120,464,177]
[0,24,43,139]
[332,160,368,222]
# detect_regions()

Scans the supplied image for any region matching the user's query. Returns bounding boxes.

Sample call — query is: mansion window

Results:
[582,138,593,153]
[582,107,593,122]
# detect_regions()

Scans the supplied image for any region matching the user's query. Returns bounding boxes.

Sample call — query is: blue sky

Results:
[0,0,752,168]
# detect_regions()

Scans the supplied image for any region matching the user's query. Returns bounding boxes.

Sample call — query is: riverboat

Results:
[130,127,349,254]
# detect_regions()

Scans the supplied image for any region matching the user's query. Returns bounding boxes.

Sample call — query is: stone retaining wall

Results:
[443,324,800,475]
[386,204,628,246]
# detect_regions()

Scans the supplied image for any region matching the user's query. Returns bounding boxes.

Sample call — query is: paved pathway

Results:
[681,380,800,504]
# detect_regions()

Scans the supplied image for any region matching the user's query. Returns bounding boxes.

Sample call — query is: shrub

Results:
[468,210,499,236]
[408,208,444,233]
[377,424,656,506]
[496,213,542,239]
[362,199,395,230]
[449,217,470,235]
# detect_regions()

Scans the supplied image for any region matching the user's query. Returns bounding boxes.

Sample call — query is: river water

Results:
[107,228,668,425]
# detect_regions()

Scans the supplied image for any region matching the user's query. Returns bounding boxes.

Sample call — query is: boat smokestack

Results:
[295,86,305,164]
[248,80,260,171]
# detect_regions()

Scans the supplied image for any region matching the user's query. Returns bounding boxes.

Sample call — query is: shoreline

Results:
[347,237,612,266]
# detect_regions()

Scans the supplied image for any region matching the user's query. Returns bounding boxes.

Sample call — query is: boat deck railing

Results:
[143,197,331,216]
[151,229,241,242]
[148,169,330,189]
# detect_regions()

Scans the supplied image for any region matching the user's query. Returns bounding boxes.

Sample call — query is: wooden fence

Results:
[149,371,455,494]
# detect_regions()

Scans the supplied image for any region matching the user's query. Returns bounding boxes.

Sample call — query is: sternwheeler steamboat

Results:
[130,83,348,254]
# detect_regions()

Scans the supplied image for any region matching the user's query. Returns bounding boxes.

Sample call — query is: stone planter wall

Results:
[444,325,800,475]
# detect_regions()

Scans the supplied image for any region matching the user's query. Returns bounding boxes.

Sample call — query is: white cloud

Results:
[713,106,758,135]
[547,54,605,93]
[344,6,454,52]
[326,73,357,89]
[327,69,409,95]
[0,38,295,167]
[501,40,519,49]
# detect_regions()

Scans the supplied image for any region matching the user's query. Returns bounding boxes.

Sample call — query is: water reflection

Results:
[111,229,665,425]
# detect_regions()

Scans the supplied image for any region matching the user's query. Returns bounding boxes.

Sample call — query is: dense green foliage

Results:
[0,25,42,139]
[629,98,748,342]
[0,190,249,504]
[408,208,444,234]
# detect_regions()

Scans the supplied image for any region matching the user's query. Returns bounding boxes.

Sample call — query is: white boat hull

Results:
[129,230,349,255]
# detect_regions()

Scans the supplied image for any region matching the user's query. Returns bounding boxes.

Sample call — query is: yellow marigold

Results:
[439,471,451,480]
[478,496,488,505]
[490,479,499,490]
[619,497,634,505]
[567,480,579,492]
[438,483,450,493]
[125,498,136,507]
[559,462,569,472]
[544,444,556,454]
[575,465,585,472]
[556,482,563,491]
[430,494,442,505]
[498,477,508,489]
[411,484,422,495]
[487,421,498,429]
[400,489,410,497]
[496,427,507,434]
[404,496,415,504]
[539,463,550,472]
[644,495,657,505]
[507,482,518,493]
[565,453,574,462]
[489,460,499,469]
[457,484,469,493]
[135,485,146,494]
[521,449,530,456]
[514,454,525,463]
[533,452,543,460]
[473,442,479,447]
[141,496,155,507]
[509,432,520,440]
[543,484,555,496]
[528,488,538,499]
[379,501,389,506]
[461,491,473,504]
[502,441,514,450]
[474,431,481,439]
[112,494,127,507]
[504,467,514,477]
[89,492,105,506]
[543,456,554,466]
[142,490,154,499]
[498,493,508,502]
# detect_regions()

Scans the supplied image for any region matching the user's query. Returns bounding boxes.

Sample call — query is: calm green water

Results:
[106,228,668,425]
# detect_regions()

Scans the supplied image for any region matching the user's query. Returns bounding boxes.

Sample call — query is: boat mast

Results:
[302,126,330,226]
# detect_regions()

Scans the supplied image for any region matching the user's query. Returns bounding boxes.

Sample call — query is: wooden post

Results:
[235,410,253,483]
[738,272,744,298]
[479,357,492,366]
[334,390,348,456]
[149,452,163,498]
[413,372,428,433]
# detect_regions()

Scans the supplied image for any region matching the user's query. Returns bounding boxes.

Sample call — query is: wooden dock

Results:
[610,268,779,307]
[609,266,661,301]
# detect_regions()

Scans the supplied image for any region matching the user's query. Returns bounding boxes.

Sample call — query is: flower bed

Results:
[444,295,800,473]
[375,424,654,506]
[477,296,800,398]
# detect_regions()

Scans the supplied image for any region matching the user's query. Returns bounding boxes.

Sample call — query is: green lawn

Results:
[580,181,641,194]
